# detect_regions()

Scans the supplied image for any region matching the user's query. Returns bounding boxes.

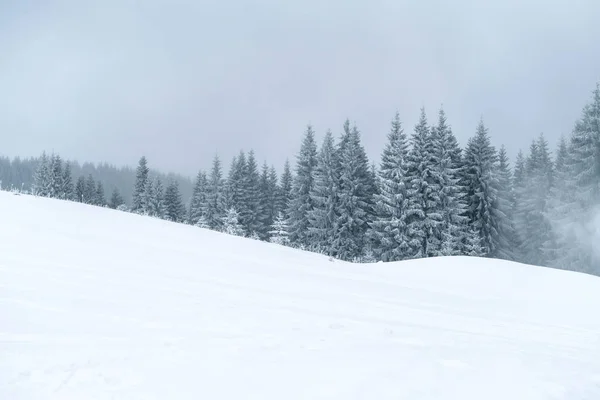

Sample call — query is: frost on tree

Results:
[163,180,186,223]
[222,207,245,237]
[287,125,318,247]
[269,212,290,246]
[204,155,226,231]
[189,170,208,226]
[307,130,339,255]
[368,112,411,262]
[132,156,149,213]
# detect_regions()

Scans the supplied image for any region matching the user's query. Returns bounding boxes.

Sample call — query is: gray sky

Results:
[1,0,599,177]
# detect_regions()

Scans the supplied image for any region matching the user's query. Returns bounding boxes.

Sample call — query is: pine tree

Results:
[195,215,210,229]
[95,181,106,206]
[287,125,318,247]
[189,170,208,225]
[84,174,96,204]
[75,176,86,202]
[462,119,503,257]
[279,159,293,219]
[429,108,468,257]
[148,177,165,218]
[367,112,411,261]
[132,156,149,213]
[241,150,263,237]
[109,188,125,209]
[257,162,276,240]
[269,212,290,245]
[61,162,74,200]
[32,152,50,197]
[48,154,63,199]
[142,178,154,215]
[495,145,517,260]
[404,109,442,258]
[267,165,280,226]
[222,207,245,237]
[205,155,225,230]
[331,120,375,261]
[307,130,339,255]
[163,180,185,222]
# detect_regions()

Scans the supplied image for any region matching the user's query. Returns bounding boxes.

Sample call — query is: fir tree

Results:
[222,207,245,236]
[48,154,63,199]
[148,177,165,218]
[142,178,154,215]
[279,159,293,218]
[84,174,96,204]
[241,150,264,237]
[331,121,375,261]
[462,119,503,257]
[269,212,290,246]
[405,109,442,258]
[205,155,225,230]
[75,176,86,202]
[95,181,106,206]
[109,188,125,209]
[61,162,74,200]
[32,152,50,197]
[189,170,208,225]
[287,125,318,247]
[429,108,468,257]
[367,112,411,261]
[163,180,186,222]
[307,130,339,255]
[495,145,517,260]
[132,156,149,213]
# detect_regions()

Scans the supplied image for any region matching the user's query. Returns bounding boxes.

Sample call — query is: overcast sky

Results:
[1,0,599,177]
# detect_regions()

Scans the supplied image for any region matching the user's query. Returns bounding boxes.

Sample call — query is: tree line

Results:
[5,83,599,274]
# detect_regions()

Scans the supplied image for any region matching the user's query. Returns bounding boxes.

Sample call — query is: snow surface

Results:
[1,192,600,399]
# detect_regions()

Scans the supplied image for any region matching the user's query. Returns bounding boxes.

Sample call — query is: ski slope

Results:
[1,192,599,399]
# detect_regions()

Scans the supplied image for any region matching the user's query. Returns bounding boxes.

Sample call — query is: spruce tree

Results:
[405,109,442,258]
[32,152,50,197]
[279,159,293,219]
[257,162,277,240]
[205,155,225,230]
[241,150,263,237]
[307,130,339,255]
[109,188,124,209]
[132,156,149,213]
[164,180,185,222]
[84,175,96,204]
[287,125,318,247]
[331,121,375,261]
[75,176,86,202]
[429,108,468,256]
[189,170,208,225]
[222,207,245,237]
[48,154,63,199]
[61,162,74,200]
[495,145,517,260]
[367,112,411,261]
[95,181,106,206]
[148,177,165,218]
[142,178,154,215]
[462,119,503,256]
[269,212,290,245]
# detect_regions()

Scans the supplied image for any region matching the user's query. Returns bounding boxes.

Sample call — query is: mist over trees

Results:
[2,83,599,275]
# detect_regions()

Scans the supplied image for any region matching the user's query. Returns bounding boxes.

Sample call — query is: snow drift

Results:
[1,192,599,399]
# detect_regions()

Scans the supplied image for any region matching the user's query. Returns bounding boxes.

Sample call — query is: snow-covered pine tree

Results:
[109,188,125,209]
[278,159,293,219]
[287,125,318,247]
[462,119,503,257]
[331,120,375,261]
[367,112,411,261]
[514,135,555,265]
[551,84,600,273]
[142,178,154,215]
[132,156,149,213]
[227,151,249,226]
[163,180,186,222]
[495,145,517,260]
[195,215,210,229]
[205,155,225,230]
[241,150,264,237]
[75,176,86,202]
[429,108,468,257]
[84,174,96,204]
[267,165,280,226]
[222,207,245,237]
[149,177,165,218]
[269,212,290,245]
[189,170,208,226]
[464,226,485,257]
[257,162,276,240]
[307,130,339,255]
[61,162,74,200]
[48,154,63,199]
[404,109,442,258]
[32,152,50,197]
[95,181,106,206]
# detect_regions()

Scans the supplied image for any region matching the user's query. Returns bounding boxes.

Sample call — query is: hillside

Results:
[1,192,599,399]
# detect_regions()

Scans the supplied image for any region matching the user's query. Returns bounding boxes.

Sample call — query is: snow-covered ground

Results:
[1,192,599,399]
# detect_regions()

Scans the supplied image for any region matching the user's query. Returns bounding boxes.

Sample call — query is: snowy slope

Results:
[1,192,599,400]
